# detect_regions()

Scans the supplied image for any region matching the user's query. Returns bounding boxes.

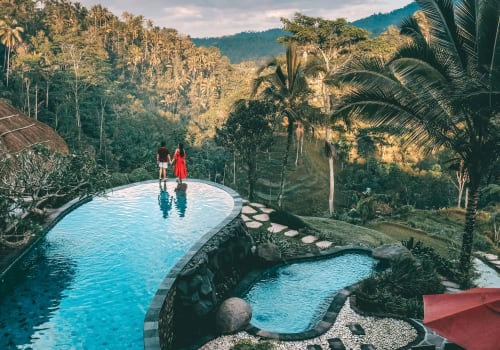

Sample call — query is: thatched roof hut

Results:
[0,99,68,155]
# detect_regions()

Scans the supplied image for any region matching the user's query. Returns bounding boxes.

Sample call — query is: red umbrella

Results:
[423,288,500,350]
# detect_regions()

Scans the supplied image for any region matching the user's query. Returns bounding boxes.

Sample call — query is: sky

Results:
[76,0,414,38]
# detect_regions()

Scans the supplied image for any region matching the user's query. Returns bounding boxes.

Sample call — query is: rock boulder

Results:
[215,297,252,334]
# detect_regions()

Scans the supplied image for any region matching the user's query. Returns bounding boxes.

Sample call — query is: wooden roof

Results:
[0,100,68,156]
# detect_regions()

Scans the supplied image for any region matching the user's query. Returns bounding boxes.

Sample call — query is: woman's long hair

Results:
[178,143,185,157]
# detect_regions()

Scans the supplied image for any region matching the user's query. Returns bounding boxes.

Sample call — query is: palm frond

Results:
[475,0,500,89]
[416,0,467,69]
[400,15,428,47]
[455,0,477,61]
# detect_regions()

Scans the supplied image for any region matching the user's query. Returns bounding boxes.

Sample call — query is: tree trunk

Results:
[459,187,480,278]
[326,128,335,215]
[247,155,257,201]
[457,186,463,208]
[233,153,236,185]
[277,121,293,208]
[35,84,38,120]
[6,47,11,87]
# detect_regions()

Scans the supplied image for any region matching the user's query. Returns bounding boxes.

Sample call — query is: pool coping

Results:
[143,179,243,350]
[230,245,426,349]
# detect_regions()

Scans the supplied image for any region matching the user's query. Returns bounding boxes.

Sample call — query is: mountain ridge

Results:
[192,2,420,64]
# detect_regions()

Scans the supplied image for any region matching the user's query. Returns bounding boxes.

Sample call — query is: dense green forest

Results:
[0,0,255,177]
[192,2,420,63]
[1,0,499,279]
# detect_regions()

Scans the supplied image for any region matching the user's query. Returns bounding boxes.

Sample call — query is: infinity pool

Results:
[243,252,376,334]
[0,181,234,349]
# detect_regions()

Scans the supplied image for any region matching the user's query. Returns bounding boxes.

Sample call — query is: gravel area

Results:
[199,298,418,350]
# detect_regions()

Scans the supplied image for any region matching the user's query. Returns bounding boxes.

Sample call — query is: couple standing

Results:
[157,142,187,184]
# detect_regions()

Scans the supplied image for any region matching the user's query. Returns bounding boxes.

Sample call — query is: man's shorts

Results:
[159,162,169,169]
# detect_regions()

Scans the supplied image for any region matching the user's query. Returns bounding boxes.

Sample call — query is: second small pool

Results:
[242,251,376,334]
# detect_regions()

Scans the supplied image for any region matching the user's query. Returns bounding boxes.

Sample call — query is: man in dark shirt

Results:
[157,141,171,181]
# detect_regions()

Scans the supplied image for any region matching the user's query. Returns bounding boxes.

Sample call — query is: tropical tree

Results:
[333,0,500,279]
[0,17,24,86]
[251,43,310,208]
[281,13,369,214]
[0,145,109,247]
[215,99,275,200]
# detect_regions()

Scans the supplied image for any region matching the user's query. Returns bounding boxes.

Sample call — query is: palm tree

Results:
[282,14,369,215]
[333,0,500,279]
[251,43,310,208]
[0,17,24,86]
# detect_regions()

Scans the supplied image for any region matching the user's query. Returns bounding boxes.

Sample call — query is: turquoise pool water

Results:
[243,252,376,334]
[0,181,234,350]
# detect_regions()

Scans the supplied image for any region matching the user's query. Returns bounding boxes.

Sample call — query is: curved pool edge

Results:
[235,245,426,349]
[0,179,172,281]
[143,179,245,350]
[0,195,92,283]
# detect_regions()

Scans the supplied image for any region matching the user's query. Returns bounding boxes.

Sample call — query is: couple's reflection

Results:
[174,190,187,217]
[158,182,187,218]
[158,185,173,218]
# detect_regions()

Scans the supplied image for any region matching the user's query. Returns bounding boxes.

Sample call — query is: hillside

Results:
[192,2,420,63]
[351,2,420,36]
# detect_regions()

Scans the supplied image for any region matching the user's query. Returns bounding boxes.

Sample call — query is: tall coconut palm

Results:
[333,0,500,279]
[281,14,370,215]
[251,43,310,208]
[0,17,24,86]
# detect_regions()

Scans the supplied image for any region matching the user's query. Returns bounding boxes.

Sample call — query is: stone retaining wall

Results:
[144,184,254,350]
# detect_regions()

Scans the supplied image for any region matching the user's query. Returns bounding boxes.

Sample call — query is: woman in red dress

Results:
[172,143,187,184]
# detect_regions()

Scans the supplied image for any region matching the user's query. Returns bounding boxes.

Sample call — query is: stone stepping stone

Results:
[301,235,318,244]
[241,214,251,222]
[242,206,257,214]
[253,213,270,222]
[246,221,263,229]
[261,207,275,213]
[481,253,498,260]
[360,345,376,350]
[284,229,299,237]
[491,260,500,267]
[347,323,365,335]
[307,345,323,350]
[249,202,265,208]
[446,287,462,294]
[316,241,333,249]
[327,338,346,350]
[267,223,288,233]
[442,280,460,289]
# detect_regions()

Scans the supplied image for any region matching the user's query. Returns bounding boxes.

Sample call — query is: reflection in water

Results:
[158,186,173,218]
[0,241,76,349]
[174,190,187,217]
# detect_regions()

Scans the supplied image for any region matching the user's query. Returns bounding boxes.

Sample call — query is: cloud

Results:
[77,0,413,37]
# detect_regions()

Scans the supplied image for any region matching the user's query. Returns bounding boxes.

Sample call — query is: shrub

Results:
[110,172,129,187]
[402,238,461,282]
[128,167,151,182]
[472,233,494,252]
[355,256,444,318]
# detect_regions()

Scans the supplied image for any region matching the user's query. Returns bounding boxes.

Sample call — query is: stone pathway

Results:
[241,200,335,250]
[476,251,500,272]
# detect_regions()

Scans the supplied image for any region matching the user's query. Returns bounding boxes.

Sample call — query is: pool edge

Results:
[236,245,426,349]
[143,179,245,350]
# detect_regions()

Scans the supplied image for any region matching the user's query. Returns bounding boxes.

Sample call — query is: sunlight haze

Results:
[76,0,414,38]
